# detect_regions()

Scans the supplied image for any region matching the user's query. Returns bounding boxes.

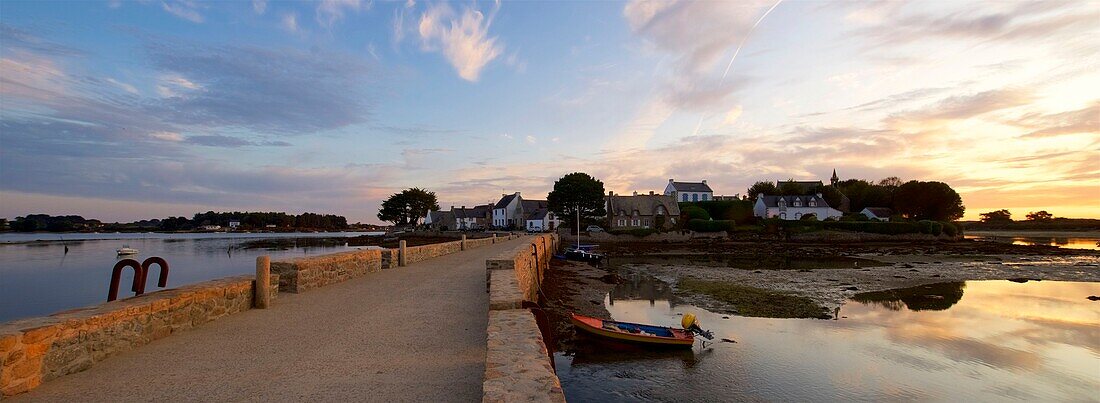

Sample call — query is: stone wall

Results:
[0,275,278,398]
[403,241,463,265]
[483,234,564,402]
[271,249,383,293]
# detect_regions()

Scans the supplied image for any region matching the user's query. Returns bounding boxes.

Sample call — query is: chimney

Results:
[461,205,466,209]
[702,179,707,184]
[633,191,638,196]
[649,191,654,195]
[669,178,674,183]
[608,190,614,197]
[450,205,455,210]
[501,193,506,198]
[815,193,822,198]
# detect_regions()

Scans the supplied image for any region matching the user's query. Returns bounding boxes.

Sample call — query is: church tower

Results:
[830,169,839,186]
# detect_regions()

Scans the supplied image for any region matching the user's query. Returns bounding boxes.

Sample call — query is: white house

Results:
[525,209,559,232]
[228,220,241,229]
[861,207,893,221]
[492,192,556,229]
[754,194,843,220]
[664,179,714,202]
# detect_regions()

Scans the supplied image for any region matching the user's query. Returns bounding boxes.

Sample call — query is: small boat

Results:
[116,245,139,255]
[563,248,604,263]
[571,313,696,347]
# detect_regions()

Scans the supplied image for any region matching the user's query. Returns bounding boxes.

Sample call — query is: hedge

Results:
[680,200,755,223]
[688,219,737,232]
[608,228,660,237]
[681,205,711,221]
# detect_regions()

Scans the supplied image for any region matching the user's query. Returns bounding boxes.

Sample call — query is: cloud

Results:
[282,12,300,34]
[0,24,85,57]
[894,88,1033,122]
[316,0,366,28]
[252,0,267,15]
[722,105,743,126]
[624,0,771,75]
[525,135,536,144]
[143,38,377,133]
[161,0,205,23]
[418,1,504,81]
[1014,101,1100,138]
[184,134,292,148]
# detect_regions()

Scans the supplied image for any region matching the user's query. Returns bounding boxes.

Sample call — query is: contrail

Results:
[692,0,783,136]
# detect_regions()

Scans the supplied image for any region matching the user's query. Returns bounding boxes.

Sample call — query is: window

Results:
[632,219,640,226]
[692,194,699,202]
[682,194,689,202]
[793,198,802,207]
[643,219,650,227]
[618,219,625,226]
[809,198,817,207]
[795,213,802,219]
[778,198,786,207]
[702,194,709,201]
[656,206,666,215]
[780,213,787,220]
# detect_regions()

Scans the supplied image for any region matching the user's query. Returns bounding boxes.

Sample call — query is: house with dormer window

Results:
[753,193,842,220]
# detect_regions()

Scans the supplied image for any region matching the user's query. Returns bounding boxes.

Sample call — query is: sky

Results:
[0,0,1097,224]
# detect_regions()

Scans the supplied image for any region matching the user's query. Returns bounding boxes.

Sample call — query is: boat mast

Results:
[576,202,580,249]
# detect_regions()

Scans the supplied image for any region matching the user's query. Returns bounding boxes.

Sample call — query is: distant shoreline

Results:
[0,231,385,245]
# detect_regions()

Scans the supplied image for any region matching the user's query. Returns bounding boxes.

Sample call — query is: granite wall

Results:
[483,233,565,402]
[271,249,384,293]
[0,275,278,398]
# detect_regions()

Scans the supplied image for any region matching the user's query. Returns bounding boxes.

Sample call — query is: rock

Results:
[893,275,906,279]
[908,269,919,272]
[1087,296,1100,301]
[722,316,729,319]
[900,264,914,268]
[844,286,858,291]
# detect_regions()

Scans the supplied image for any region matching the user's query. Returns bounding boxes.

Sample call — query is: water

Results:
[0,232,380,322]
[965,233,1100,250]
[555,277,1100,402]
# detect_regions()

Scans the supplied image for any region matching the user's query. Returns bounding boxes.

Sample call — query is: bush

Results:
[942,221,958,237]
[681,205,711,221]
[681,200,755,223]
[822,221,919,235]
[688,219,736,232]
[917,220,943,236]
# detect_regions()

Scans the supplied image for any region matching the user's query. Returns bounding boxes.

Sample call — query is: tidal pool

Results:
[554,277,1100,402]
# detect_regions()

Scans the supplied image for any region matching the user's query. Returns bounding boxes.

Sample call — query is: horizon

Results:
[1,1,1097,224]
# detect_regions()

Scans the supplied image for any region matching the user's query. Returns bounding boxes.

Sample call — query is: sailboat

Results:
[562,204,604,263]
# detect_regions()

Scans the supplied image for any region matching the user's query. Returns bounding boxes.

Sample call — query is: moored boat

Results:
[571,313,695,347]
[116,245,138,255]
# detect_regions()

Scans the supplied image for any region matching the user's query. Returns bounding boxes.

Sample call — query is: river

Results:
[0,232,381,323]
[555,275,1100,401]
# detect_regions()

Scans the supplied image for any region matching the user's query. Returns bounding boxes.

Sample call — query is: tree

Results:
[681,205,711,221]
[377,188,440,226]
[979,209,1012,223]
[746,181,778,199]
[1026,211,1054,221]
[893,181,965,221]
[877,177,903,188]
[778,180,805,196]
[547,172,606,232]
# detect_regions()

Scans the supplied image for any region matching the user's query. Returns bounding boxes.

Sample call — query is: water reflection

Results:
[0,234,367,322]
[556,278,1100,402]
[965,234,1100,250]
[609,254,886,270]
[851,282,966,311]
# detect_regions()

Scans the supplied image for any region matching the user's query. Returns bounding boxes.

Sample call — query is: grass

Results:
[677,278,831,319]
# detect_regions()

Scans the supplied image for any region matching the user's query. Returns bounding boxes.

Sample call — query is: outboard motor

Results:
[681,313,714,340]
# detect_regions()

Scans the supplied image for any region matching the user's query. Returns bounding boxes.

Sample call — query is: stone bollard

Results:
[492,233,497,244]
[255,256,271,309]
[399,240,407,267]
[461,234,467,251]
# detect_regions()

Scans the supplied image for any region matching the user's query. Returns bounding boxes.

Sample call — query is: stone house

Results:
[753,194,843,221]
[606,191,681,230]
[664,179,713,202]
[453,204,493,230]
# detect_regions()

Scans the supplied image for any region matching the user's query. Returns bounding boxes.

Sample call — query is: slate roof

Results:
[435,210,455,225]
[493,193,518,209]
[607,194,681,217]
[527,209,549,221]
[759,195,834,209]
[521,200,549,211]
[670,181,713,193]
[454,204,492,219]
[427,210,445,223]
[862,207,893,217]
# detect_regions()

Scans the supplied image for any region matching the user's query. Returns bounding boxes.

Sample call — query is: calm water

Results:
[0,232,380,322]
[965,233,1100,250]
[555,277,1100,402]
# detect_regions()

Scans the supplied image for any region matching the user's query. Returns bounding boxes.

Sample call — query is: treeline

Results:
[4,211,349,232]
